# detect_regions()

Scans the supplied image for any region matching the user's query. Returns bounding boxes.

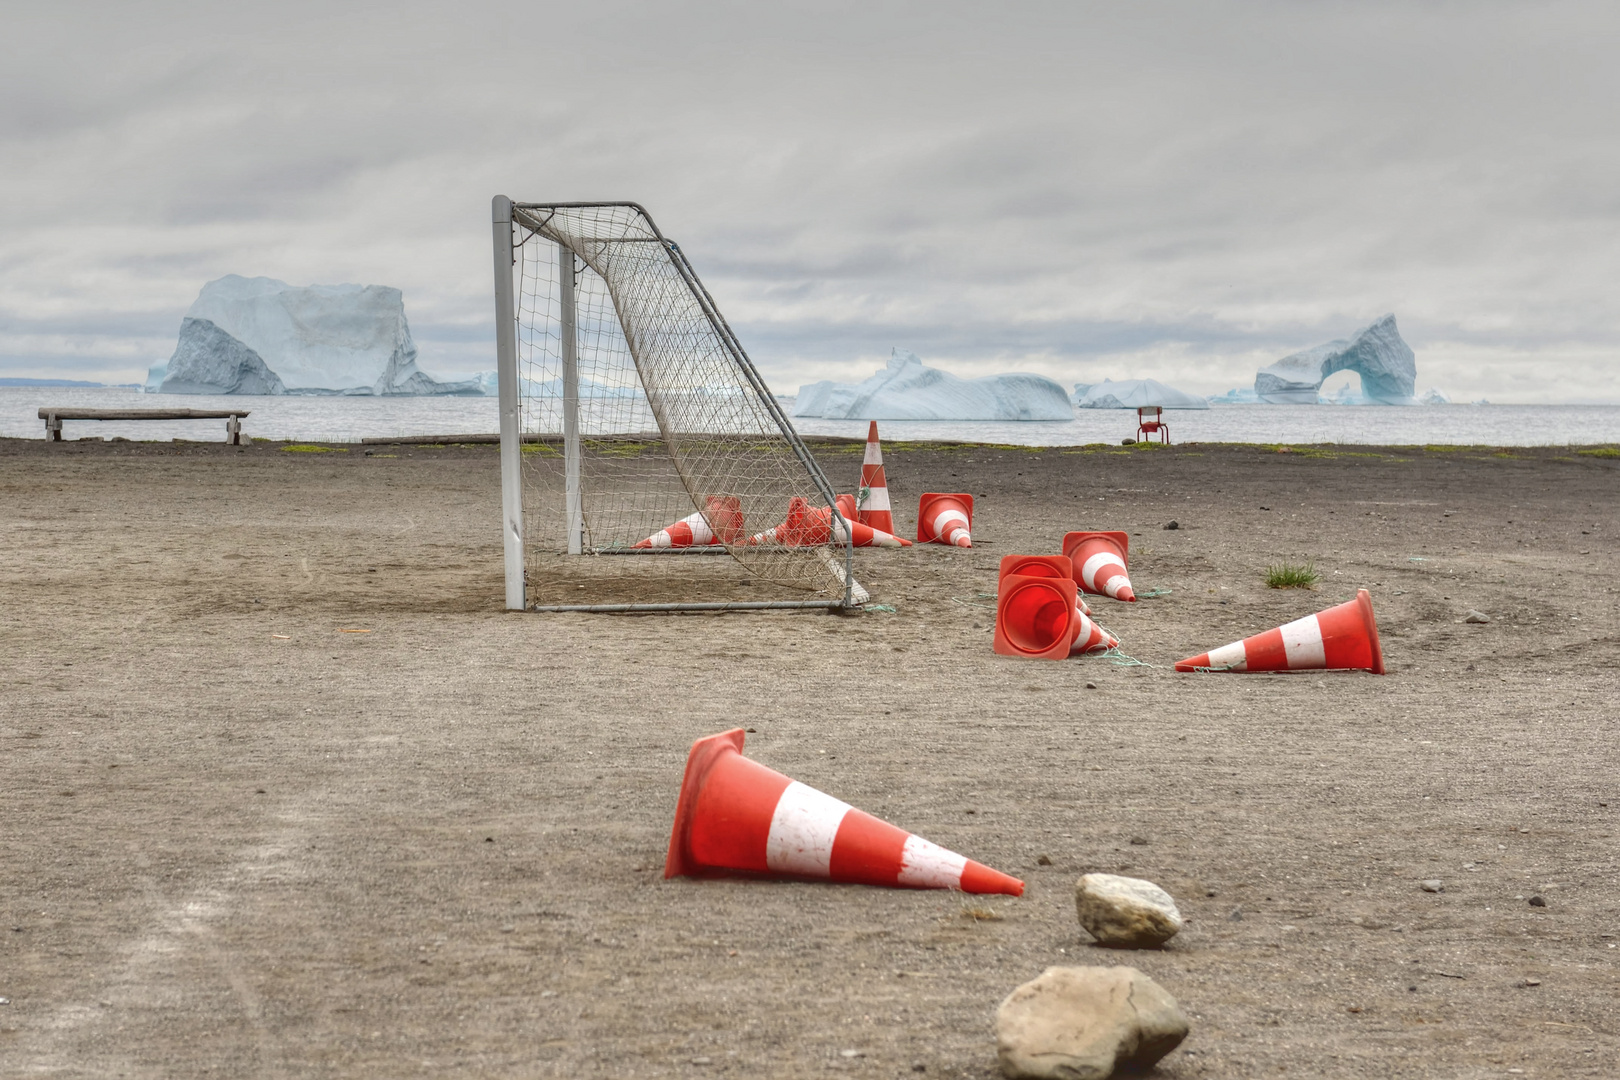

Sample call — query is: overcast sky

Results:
[4,1,1618,401]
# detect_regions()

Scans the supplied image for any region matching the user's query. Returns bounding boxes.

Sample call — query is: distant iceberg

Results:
[154,275,484,396]
[794,349,1073,420]
[1208,387,1261,405]
[1255,315,1417,405]
[1073,378,1208,410]
[1419,388,1449,405]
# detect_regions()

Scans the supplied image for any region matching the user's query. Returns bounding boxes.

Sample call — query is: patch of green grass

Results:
[521,443,560,456]
[1576,446,1620,458]
[282,444,342,453]
[1263,560,1320,589]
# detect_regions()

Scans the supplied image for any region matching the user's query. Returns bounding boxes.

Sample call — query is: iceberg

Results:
[1254,315,1417,405]
[1208,387,1260,405]
[1073,378,1208,410]
[159,318,286,395]
[1419,387,1449,405]
[156,275,482,395]
[143,363,167,393]
[794,349,1073,421]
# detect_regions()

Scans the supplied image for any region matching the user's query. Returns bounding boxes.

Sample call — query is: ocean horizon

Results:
[4,386,1618,447]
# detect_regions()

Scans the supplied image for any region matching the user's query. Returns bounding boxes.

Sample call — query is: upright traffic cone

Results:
[918,493,973,547]
[1175,588,1385,674]
[634,496,744,548]
[993,574,1082,660]
[1062,531,1136,602]
[665,729,1024,895]
[857,422,895,535]
[996,554,1090,615]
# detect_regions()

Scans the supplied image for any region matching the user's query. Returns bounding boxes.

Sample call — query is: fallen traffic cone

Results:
[747,497,910,548]
[835,493,859,521]
[1062,531,1136,601]
[1070,608,1119,655]
[918,493,973,547]
[856,422,896,535]
[1175,588,1385,674]
[634,495,744,548]
[665,729,1024,895]
[993,573,1082,660]
[996,554,1090,615]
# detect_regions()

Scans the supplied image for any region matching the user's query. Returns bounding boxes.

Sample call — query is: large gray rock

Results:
[158,317,285,395]
[1254,314,1417,404]
[1075,874,1183,948]
[996,966,1189,1080]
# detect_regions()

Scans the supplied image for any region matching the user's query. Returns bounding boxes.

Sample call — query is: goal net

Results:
[492,199,861,612]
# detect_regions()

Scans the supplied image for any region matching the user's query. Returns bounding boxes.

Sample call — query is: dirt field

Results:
[1,435,1616,1079]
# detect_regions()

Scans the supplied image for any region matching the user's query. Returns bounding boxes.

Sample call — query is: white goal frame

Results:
[491,196,858,614]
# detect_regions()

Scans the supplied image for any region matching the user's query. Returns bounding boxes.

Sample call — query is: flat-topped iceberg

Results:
[1254,315,1417,405]
[794,349,1073,421]
[1073,378,1208,410]
[154,275,483,395]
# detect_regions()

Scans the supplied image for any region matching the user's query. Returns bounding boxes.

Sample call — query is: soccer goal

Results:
[491,197,863,613]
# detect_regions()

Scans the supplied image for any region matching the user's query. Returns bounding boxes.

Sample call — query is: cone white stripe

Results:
[765,781,852,877]
[932,508,969,540]
[1281,614,1326,668]
[897,835,967,888]
[863,441,883,467]
[859,486,891,512]
[1080,551,1118,592]
[1205,640,1248,671]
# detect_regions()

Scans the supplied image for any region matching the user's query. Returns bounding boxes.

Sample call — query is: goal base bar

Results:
[527,600,858,614]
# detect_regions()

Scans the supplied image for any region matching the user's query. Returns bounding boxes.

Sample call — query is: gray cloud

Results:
[2,0,1617,400]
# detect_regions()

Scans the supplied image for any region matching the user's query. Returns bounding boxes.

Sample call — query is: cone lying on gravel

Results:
[856,422,895,535]
[1175,588,1385,673]
[918,492,973,547]
[634,496,744,548]
[666,729,1024,895]
[1062,531,1136,601]
[746,496,910,548]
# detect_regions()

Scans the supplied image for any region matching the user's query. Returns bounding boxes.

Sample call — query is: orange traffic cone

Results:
[665,729,1024,895]
[1175,588,1385,674]
[918,493,973,547]
[857,422,895,535]
[747,497,910,548]
[835,493,859,521]
[1070,609,1118,654]
[1062,531,1136,601]
[996,554,1091,615]
[634,496,744,548]
[994,573,1082,660]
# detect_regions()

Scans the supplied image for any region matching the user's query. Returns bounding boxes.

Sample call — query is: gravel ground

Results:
[1,435,1616,1079]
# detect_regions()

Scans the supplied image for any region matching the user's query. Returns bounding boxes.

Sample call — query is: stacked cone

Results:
[634,496,744,548]
[996,554,1090,616]
[1062,531,1136,601]
[856,422,895,535]
[918,493,973,547]
[666,729,1024,895]
[1176,588,1385,674]
[746,496,910,548]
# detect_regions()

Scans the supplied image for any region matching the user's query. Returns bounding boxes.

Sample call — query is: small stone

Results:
[1037,855,1053,866]
[1121,438,1135,446]
[1128,836,1149,846]
[0,996,9,1005]
[996,965,1188,1080]
[1075,874,1184,948]
[1528,895,1546,907]
[912,1065,927,1074]
[1228,906,1243,921]
[840,1049,864,1058]
[1163,521,1179,530]
[1421,879,1444,893]
[691,1055,712,1065]
[1085,682,1097,690]
[1463,610,1491,624]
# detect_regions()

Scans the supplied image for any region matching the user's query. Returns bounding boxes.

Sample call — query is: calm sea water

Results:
[4,387,1618,446]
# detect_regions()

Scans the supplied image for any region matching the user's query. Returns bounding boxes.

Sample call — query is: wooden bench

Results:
[40,408,252,445]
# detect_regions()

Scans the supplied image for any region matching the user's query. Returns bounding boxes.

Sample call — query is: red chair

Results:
[1136,406,1169,445]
